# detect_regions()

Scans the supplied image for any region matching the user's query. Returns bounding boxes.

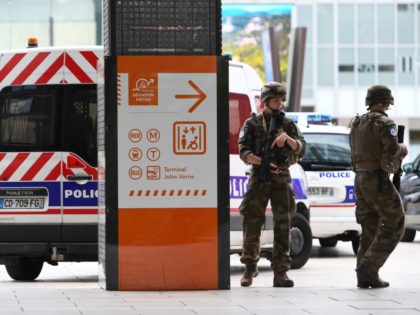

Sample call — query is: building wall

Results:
[294,1,420,114]
[0,0,97,50]
[293,0,420,159]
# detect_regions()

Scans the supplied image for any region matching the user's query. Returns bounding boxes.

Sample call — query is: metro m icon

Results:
[147,129,160,143]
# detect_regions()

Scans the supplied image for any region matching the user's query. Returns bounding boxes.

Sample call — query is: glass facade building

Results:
[294,0,420,157]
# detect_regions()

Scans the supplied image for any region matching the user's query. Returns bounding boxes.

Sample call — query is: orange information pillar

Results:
[99,0,228,291]
[98,56,230,290]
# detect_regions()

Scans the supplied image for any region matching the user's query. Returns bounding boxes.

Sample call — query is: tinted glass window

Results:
[357,4,374,44]
[0,84,97,167]
[338,4,354,44]
[397,4,415,44]
[358,48,374,85]
[398,47,415,85]
[299,133,352,171]
[339,48,355,85]
[318,48,333,86]
[62,85,97,166]
[317,4,333,44]
[0,85,59,151]
[297,5,312,45]
[378,4,395,44]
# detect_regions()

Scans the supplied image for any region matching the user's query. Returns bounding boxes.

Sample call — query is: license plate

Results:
[0,198,45,209]
[308,187,335,197]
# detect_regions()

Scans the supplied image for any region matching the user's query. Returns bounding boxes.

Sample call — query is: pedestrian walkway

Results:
[0,239,419,315]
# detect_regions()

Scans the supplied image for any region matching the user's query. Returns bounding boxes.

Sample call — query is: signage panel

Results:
[117,56,217,209]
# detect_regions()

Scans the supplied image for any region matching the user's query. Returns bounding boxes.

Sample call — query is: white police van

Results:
[291,113,360,254]
[229,61,312,269]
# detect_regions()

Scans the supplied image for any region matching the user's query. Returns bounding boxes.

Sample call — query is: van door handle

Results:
[67,175,93,181]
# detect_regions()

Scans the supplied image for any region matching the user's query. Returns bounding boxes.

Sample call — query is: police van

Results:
[0,41,100,280]
[0,42,312,280]
[228,61,312,269]
[291,113,360,254]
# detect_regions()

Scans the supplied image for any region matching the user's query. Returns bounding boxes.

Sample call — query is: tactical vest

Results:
[350,112,400,173]
[350,114,381,164]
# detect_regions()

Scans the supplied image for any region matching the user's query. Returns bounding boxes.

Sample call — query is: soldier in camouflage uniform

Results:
[238,82,305,287]
[350,85,408,288]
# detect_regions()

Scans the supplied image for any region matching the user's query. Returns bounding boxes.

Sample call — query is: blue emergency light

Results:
[286,112,332,125]
[288,114,299,123]
[306,114,332,123]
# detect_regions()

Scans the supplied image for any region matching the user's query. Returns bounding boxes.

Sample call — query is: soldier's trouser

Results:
[239,177,295,273]
[355,170,405,272]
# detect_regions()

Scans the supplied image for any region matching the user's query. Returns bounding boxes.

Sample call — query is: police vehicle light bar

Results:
[287,112,332,125]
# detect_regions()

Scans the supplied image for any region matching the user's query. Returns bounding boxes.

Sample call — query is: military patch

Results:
[389,127,397,137]
[239,129,245,140]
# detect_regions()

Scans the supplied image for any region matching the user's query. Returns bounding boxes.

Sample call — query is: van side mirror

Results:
[403,163,414,173]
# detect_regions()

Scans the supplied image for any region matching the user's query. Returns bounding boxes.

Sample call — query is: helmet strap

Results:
[265,103,279,114]
[264,99,281,114]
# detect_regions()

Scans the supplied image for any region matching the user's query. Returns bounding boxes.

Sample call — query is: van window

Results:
[299,133,352,171]
[0,84,97,167]
[229,92,251,154]
[62,85,97,167]
[0,85,59,151]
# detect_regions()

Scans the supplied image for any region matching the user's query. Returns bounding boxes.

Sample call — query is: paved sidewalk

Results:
[0,238,419,315]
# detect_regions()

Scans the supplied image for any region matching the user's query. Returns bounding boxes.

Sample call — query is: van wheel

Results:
[5,259,44,281]
[319,237,338,247]
[351,236,359,255]
[400,229,416,243]
[290,213,312,269]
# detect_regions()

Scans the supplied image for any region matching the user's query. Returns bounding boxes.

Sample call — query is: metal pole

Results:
[286,27,307,112]
[49,0,54,46]
[269,26,281,83]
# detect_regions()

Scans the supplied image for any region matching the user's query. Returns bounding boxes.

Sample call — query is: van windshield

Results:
[299,133,352,171]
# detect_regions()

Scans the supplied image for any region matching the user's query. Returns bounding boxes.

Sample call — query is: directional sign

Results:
[175,80,207,113]
[117,56,217,209]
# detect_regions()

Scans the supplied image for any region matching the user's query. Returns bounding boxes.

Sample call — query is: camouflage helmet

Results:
[260,82,287,103]
[365,85,394,106]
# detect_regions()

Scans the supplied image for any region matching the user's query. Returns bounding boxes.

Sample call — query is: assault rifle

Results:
[392,125,405,192]
[258,110,288,190]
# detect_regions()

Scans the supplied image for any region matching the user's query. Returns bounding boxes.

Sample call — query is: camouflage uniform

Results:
[238,112,305,274]
[350,85,406,288]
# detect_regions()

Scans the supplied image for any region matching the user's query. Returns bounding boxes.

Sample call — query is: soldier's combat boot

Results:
[356,268,389,289]
[273,272,294,287]
[240,264,258,287]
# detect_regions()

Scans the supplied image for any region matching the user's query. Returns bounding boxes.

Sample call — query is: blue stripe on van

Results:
[63,181,98,207]
[292,178,307,200]
[229,176,307,201]
[230,176,248,199]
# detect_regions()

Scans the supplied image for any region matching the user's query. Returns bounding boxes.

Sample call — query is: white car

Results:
[297,119,360,254]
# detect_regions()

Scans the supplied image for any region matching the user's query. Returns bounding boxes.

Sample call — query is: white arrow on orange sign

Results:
[175,80,207,113]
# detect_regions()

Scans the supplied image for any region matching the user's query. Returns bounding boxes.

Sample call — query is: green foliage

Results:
[224,44,266,80]
[222,14,291,83]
